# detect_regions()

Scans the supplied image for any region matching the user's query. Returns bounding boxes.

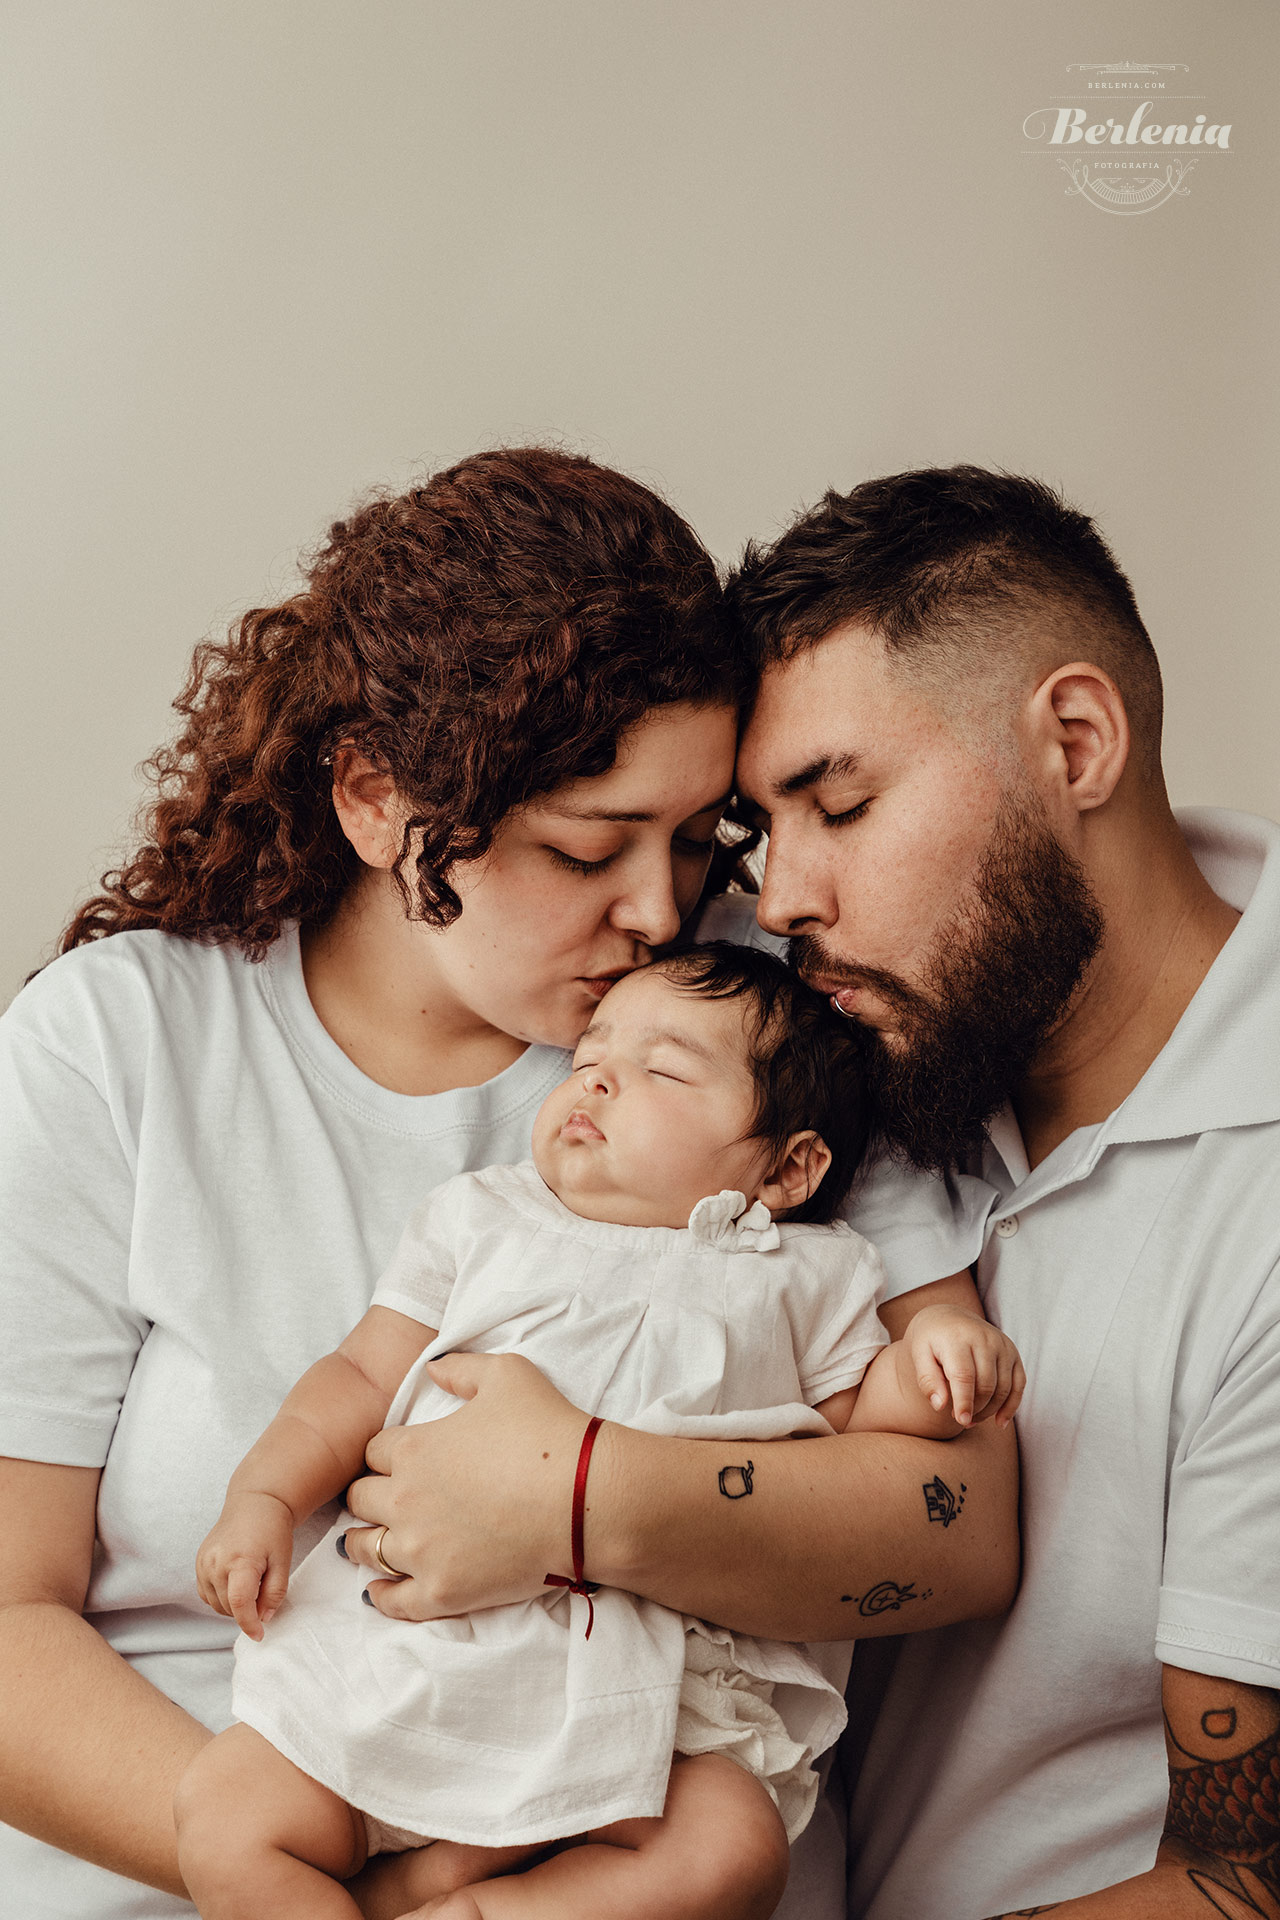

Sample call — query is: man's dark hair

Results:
[655,942,872,1224]
[728,464,1164,774]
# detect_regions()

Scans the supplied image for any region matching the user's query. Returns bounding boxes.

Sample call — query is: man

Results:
[728,466,1280,1917]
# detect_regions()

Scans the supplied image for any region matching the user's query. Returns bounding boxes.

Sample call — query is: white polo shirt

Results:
[849,808,1280,1919]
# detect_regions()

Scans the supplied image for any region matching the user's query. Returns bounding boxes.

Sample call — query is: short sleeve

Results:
[1157,1271,1280,1688]
[369,1178,466,1328]
[841,1156,993,1300]
[0,1016,146,1467]
[795,1234,891,1404]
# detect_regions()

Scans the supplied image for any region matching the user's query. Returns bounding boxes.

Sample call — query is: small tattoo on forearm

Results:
[717,1461,754,1499]
[842,1578,932,1617]
[923,1475,966,1527]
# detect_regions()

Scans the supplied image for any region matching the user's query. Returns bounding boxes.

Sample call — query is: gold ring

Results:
[370,1525,401,1579]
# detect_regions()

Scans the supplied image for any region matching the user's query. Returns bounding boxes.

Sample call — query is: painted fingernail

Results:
[361,1587,374,1606]
[336,1533,349,1559]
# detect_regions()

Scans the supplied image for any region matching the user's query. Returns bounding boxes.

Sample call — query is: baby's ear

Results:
[758,1131,832,1217]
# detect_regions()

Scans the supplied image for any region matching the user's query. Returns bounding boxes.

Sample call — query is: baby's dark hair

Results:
[654,942,873,1224]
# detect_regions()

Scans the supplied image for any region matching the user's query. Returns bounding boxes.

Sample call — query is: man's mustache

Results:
[789,934,930,1022]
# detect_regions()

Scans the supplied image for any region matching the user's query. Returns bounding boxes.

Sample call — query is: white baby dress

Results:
[232,1162,889,1847]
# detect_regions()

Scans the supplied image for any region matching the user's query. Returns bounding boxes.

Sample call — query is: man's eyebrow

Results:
[777,751,862,797]
[542,789,733,824]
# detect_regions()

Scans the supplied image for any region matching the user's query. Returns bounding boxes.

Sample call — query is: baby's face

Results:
[532,968,775,1229]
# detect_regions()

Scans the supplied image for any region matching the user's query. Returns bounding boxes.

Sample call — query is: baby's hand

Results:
[903,1305,1026,1429]
[195,1492,294,1639]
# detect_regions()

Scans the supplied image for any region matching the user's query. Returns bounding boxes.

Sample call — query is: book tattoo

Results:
[923,1475,966,1527]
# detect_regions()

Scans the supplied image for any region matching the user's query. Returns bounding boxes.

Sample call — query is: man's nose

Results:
[755,835,836,937]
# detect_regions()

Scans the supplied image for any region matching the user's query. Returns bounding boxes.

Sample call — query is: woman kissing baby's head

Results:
[531,942,873,1230]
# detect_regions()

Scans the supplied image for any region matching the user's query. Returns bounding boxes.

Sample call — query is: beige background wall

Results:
[4,0,1277,1001]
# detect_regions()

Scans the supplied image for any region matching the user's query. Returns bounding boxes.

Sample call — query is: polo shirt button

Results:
[994,1215,1019,1238]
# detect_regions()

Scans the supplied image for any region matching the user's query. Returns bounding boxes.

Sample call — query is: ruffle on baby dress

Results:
[686,1190,781,1253]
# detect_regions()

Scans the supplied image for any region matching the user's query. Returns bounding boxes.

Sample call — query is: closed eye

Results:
[548,847,617,876]
[819,799,871,828]
[647,1069,687,1083]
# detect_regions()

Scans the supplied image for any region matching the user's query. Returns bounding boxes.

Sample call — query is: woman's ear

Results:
[757,1130,833,1216]
[1027,662,1130,815]
[330,747,405,870]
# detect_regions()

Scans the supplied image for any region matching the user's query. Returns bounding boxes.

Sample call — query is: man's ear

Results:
[330,747,405,870]
[757,1130,833,1217]
[1027,662,1130,815]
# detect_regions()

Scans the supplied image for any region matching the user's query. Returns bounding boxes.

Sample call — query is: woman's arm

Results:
[0,1456,209,1895]
[344,1279,1020,1640]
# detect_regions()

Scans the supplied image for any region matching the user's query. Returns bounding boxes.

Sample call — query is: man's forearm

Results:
[985,1839,1278,1918]
[588,1416,1019,1641]
[0,1600,209,1894]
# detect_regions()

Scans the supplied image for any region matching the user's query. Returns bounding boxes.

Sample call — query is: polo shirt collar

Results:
[982,808,1280,1205]
[1101,808,1280,1145]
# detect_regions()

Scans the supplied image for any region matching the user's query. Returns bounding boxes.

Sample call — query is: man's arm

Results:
[984,1666,1280,1919]
[344,1278,1021,1640]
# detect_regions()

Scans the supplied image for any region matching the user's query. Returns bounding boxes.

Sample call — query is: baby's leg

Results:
[174,1722,366,1918]
[407,1753,789,1920]
[355,1838,549,1919]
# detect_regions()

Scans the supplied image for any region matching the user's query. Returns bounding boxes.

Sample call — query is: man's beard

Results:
[792,798,1104,1174]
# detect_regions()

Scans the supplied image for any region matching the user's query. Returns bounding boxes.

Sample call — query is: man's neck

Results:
[300,875,528,1097]
[1013,810,1240,1169]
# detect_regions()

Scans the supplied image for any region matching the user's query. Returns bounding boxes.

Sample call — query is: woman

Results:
[0,447,747,1917]
[0,446,1014,1920]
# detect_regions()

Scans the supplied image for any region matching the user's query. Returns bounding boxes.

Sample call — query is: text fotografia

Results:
[1026,103,1231,150]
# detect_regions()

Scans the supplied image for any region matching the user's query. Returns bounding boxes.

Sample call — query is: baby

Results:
[176,944,1023,1920]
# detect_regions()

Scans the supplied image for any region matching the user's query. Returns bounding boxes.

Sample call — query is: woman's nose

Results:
[610,858,682,950]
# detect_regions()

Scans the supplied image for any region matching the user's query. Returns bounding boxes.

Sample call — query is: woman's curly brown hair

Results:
[62,447,747,958]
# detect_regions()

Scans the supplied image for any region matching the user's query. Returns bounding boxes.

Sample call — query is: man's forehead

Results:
[738,628,923,798]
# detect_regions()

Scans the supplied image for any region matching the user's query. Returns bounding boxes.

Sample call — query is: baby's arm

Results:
[196,1306,435,1638]
[815,1271,1024,1440]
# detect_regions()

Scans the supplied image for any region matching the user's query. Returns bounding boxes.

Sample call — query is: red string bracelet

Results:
[543,1414,605,1638]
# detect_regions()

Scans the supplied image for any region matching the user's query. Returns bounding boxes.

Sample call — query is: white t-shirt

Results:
[0,913,970,1917]
[849,809,1280,1919]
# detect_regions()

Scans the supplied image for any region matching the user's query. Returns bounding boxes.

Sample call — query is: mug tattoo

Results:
[717,1461,754,1499]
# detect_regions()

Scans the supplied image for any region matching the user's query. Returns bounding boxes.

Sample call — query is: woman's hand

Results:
[342,1353,591,1620]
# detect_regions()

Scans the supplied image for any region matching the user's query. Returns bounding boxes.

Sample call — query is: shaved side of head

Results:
[729,465,1165,780]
